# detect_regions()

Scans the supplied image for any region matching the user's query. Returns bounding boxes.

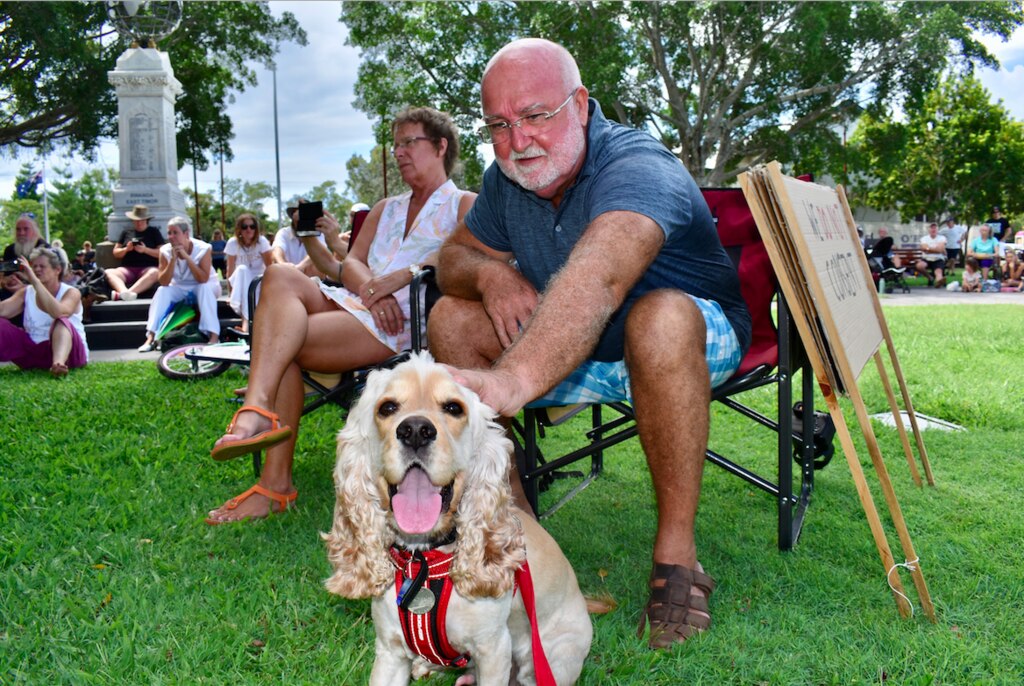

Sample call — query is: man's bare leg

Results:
[428,296,534,512]
[625,290,713,643]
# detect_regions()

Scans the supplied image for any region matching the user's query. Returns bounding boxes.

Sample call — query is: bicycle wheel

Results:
[157,343,232,380]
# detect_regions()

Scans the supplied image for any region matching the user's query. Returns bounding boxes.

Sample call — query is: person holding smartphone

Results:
[205,106,476,525]
[0,247,89,376]
[105,204,165,301]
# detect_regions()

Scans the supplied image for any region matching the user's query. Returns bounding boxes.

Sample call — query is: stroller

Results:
[866,236,909,293]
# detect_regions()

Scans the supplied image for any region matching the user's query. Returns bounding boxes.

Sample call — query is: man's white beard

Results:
[14,239,36,258]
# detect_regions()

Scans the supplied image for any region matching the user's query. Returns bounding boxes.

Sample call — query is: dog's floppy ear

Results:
[450,392,526,598]
[323,368,395,599]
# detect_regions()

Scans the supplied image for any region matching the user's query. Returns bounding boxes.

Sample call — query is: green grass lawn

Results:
[1,305,1022,684]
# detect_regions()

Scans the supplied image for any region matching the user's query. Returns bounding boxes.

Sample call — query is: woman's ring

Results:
[379,310,384,315]
[368,288,375,296]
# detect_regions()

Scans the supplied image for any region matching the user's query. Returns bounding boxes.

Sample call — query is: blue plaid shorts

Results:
[529,295,742,408]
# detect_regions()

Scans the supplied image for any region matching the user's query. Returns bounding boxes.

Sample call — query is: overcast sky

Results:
[1,1,1023,227]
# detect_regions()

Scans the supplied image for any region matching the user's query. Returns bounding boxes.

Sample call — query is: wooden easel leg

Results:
[884,341,935,485]
[821,388,913,618]
[846,383,937,622]
[873,353,922,486]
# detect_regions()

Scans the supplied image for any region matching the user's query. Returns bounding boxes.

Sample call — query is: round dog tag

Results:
[407,588,436,615]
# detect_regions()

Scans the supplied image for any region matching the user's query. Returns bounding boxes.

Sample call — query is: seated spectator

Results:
[80,240,96,266]
[968,223,1000,280]
[105,204,165,301]
[0,247,89,377]
[940,218,966,268]
[225,213,273,333]
[1000,250,1023,291]
[873,228,902,268]
[3,213,49,293]
[136,217,221,353]
[916,222,947,287]
[427,38,751,649]
[204,105,475,525]
[270,199,336,277]
[210,229,227,277]
[962,257,982,293]
[70,249,90,276]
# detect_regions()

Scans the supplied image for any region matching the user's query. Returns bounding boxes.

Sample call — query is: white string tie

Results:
[886,557,919,617]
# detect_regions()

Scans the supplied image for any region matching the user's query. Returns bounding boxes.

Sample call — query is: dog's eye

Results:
[442,401,464,417]
[378,400,399,417]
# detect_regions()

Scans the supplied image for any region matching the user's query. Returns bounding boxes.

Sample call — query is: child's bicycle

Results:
[154,296,243,380]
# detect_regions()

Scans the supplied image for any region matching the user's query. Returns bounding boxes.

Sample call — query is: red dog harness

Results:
[389,547,556,684]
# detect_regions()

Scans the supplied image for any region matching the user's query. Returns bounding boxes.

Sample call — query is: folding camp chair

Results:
[511,187,829,550]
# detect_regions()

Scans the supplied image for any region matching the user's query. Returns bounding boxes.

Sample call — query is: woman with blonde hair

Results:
[0,247,89,376]
[225,213,273,333]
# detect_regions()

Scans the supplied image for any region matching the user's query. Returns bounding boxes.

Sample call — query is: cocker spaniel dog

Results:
[324,353,591,685]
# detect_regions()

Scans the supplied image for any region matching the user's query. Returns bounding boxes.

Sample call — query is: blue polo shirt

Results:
[465,99,751,362]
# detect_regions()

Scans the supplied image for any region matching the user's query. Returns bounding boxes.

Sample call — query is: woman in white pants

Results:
[137,217,222,352]
[225,213,273,332]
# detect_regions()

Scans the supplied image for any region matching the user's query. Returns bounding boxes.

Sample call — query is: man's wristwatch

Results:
[408,263,421,277]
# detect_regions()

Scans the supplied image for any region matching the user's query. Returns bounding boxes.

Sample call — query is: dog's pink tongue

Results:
[392,467,442,534]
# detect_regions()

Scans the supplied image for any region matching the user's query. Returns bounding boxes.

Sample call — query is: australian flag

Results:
[16,170,43,198]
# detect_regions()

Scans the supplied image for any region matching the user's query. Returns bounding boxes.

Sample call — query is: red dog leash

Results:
[516,560,557,686]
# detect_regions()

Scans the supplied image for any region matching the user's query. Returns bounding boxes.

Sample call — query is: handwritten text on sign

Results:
[782,177,883,380]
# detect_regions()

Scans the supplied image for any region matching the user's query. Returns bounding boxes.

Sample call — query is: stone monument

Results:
[104,1,187,241]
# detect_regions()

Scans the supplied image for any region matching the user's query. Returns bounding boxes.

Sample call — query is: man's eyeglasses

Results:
[240,223,257,230]
[392,136,433,153]
[477,88,579,144]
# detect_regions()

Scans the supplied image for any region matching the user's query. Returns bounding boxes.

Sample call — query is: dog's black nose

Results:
[396,416,437,450]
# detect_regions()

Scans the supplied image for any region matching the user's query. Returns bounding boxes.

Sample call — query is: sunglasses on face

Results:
[240,224,257,230]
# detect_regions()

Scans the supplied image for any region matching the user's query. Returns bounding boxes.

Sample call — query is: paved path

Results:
[82,286,1020,364]
[878,288,1024,307]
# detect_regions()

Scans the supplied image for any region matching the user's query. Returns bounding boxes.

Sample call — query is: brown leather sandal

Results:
[637,563,716,649]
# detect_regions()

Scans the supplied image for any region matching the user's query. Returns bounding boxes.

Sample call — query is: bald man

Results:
[428,38,751,649]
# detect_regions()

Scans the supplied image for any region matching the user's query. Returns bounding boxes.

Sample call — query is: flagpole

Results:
[41,158,50,243]
[273,64,282,228]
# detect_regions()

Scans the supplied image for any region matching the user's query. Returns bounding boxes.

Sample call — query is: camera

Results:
[295,201,324,237]
[130,237,144,246]
[0,259,22,274]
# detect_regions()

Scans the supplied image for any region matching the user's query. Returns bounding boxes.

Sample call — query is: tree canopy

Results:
[846,76,1024,223]
[341,1,1023,185]
[0,2,306,170]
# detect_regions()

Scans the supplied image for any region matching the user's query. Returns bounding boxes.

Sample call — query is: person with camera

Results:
[0,247,89,377]
[136,216,221,353]
[3,213,49,294]
[270,199,338,278]
[204,106,475,524]
[104,204,165,301]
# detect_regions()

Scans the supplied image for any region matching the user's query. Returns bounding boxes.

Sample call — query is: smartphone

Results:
[296,201,324,237]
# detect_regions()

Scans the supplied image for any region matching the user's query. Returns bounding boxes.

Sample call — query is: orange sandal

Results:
[204,484,297,525]
[210,405,293,462]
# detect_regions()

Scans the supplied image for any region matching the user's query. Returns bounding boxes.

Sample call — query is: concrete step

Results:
[85,297,240,350]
